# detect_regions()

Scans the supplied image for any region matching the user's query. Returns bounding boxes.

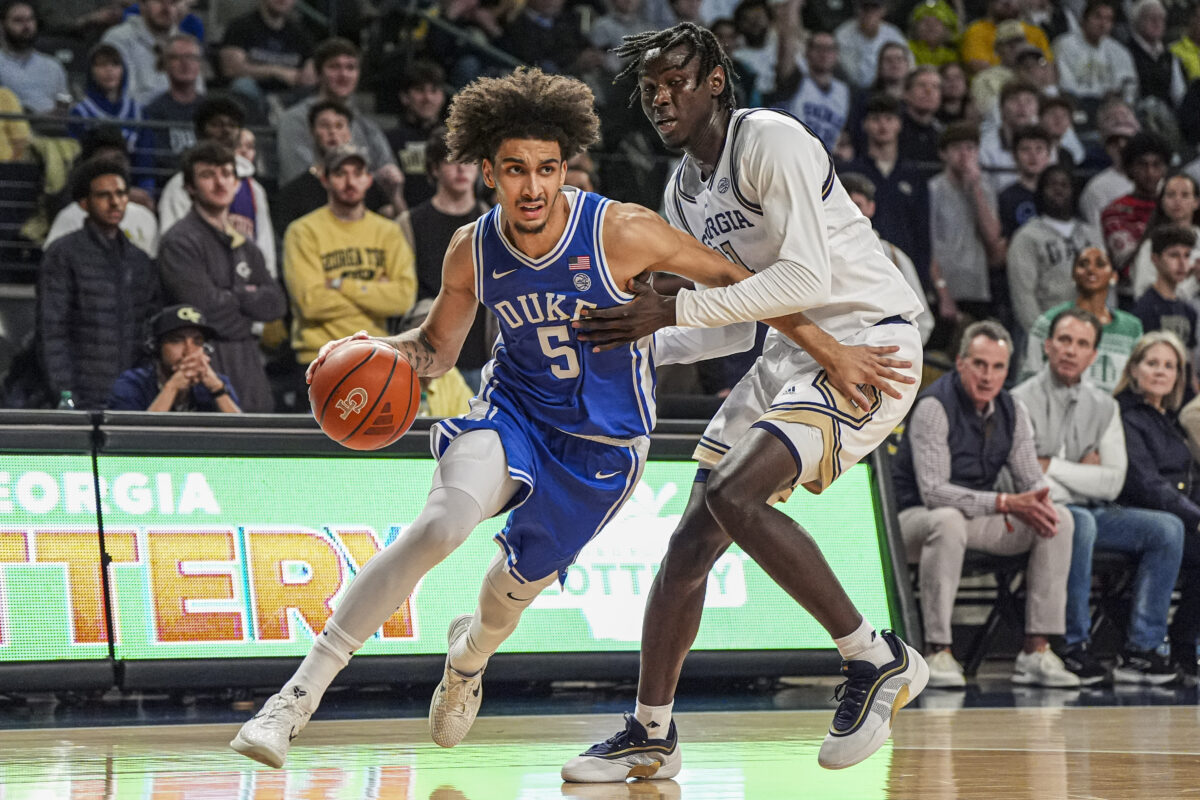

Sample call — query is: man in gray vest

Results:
[1013,308,1183,685]
[892,320,1077,689]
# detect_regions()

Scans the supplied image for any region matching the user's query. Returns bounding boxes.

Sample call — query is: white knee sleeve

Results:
[432,429,523,519]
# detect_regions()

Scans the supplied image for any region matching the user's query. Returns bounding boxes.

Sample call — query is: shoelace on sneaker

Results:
[442,671,481,714]
[584,713,647,754]
[257,693,306,728]
[830,661,878,730]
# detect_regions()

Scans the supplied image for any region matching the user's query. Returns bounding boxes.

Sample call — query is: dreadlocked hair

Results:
[613,23,737,110]
[445,68,600,164]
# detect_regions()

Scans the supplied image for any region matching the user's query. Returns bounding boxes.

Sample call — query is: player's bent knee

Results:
[403,486,483,559]
[659,534,728,589]
[704,468,774,533]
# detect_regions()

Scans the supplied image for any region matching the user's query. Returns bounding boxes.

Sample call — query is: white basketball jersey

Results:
[663,108,923,344]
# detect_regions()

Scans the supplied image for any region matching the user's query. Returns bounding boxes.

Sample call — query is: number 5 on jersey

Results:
[538,325,580,379]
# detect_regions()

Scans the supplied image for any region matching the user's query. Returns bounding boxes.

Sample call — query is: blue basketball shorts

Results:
[431,403,648,583]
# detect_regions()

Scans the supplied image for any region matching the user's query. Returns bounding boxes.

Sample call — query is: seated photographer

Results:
[109,305,241,413]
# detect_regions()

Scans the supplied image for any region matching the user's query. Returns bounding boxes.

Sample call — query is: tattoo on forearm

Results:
[384,329,437,376]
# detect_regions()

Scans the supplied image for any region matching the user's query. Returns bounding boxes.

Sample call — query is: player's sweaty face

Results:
[638,46,718,150]
[484,138,567,236]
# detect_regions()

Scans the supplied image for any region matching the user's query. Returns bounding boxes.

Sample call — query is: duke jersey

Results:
[663,108,924,343]
[472,187,657,439]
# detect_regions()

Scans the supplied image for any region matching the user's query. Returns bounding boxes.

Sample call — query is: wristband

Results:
[997,493,1014,532]
[210,386,228,398]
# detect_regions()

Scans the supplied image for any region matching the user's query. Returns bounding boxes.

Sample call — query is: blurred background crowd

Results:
[1,0,1200,417]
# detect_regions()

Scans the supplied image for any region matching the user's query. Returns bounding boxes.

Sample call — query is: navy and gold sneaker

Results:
[561,713,680,783]
[818,630,929,770]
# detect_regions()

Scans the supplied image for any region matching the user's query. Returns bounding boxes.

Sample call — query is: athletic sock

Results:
[834,618,894,668]
[634,700,674,738]
[281,618,364,711]
[448,622,487,677]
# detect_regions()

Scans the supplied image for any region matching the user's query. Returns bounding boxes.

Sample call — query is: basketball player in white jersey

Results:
[563,25,929,780]
[230,67,916,770]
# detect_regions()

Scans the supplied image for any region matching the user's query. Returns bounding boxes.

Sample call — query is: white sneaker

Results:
[924,649,967,688]
[561,713,681,782]
[1012,648,1082,688]
[818,630,928,770]
[230,686,315,768]
[429,614,484,747]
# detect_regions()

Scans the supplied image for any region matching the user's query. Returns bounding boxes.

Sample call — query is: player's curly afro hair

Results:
[445,68,600,164]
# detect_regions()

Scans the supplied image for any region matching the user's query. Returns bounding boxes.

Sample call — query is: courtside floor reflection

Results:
[0,707,1196,799]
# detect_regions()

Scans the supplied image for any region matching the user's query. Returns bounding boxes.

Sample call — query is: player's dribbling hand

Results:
[823,343,915,410]
[306,330,371,384]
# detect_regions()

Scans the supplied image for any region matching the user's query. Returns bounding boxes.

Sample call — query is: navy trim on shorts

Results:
[694,468,711,483]
[751,420,802,487]
[874,315,909,326]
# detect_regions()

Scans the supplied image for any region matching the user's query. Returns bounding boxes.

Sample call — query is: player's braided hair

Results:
[613,23,737,110]
[445,68,600,164]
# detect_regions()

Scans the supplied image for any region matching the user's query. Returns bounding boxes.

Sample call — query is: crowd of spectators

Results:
[6,0,1200,681]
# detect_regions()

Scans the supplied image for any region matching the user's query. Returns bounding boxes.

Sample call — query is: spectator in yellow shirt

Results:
[0,87,30,161]
[283,143,416,366]
[1170,3,1200,81]
[960,0,1052,74]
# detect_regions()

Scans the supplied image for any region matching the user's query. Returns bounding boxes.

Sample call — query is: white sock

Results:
[834,618,894,668]
[449,555,558,676]
[634,700,674,738]
[281,618,363,711]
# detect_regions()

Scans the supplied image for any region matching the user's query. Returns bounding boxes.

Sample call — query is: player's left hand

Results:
[822,342,915,410]
[574,274,675,351]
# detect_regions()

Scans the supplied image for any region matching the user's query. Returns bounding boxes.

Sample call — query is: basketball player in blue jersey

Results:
[231,67,915,769]
[563,25,930,780]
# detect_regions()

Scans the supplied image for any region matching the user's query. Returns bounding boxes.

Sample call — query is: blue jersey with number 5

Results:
[473,187,657,439]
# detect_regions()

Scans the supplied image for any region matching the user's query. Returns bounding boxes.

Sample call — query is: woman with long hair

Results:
[1131,172,1200,300]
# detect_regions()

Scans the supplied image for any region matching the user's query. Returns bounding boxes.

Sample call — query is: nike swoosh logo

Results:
[506,591,535,602]
[492,268,518,279]
[595,470,621,479]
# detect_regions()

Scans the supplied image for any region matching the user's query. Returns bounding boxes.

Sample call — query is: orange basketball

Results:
[309,340,420,450]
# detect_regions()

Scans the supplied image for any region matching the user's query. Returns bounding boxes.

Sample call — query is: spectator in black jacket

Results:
[37,158,160,410]
[1115,330,1200,679]
[386,60,447,212]
[841,93,932,280]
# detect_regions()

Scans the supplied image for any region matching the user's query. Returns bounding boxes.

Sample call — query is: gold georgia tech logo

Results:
[337,387,369,420]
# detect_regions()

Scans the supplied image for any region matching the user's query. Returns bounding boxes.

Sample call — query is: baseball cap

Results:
[152,304,217,341]
[995,19,1027,43]
[324,143,369,173]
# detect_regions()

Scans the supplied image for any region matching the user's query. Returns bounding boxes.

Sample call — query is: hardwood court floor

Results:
[0,706,1196,799]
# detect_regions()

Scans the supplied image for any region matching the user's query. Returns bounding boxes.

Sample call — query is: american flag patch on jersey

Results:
[568,255,591,270]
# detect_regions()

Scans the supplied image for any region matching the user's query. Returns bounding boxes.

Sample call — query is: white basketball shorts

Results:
[694,320,923,498]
